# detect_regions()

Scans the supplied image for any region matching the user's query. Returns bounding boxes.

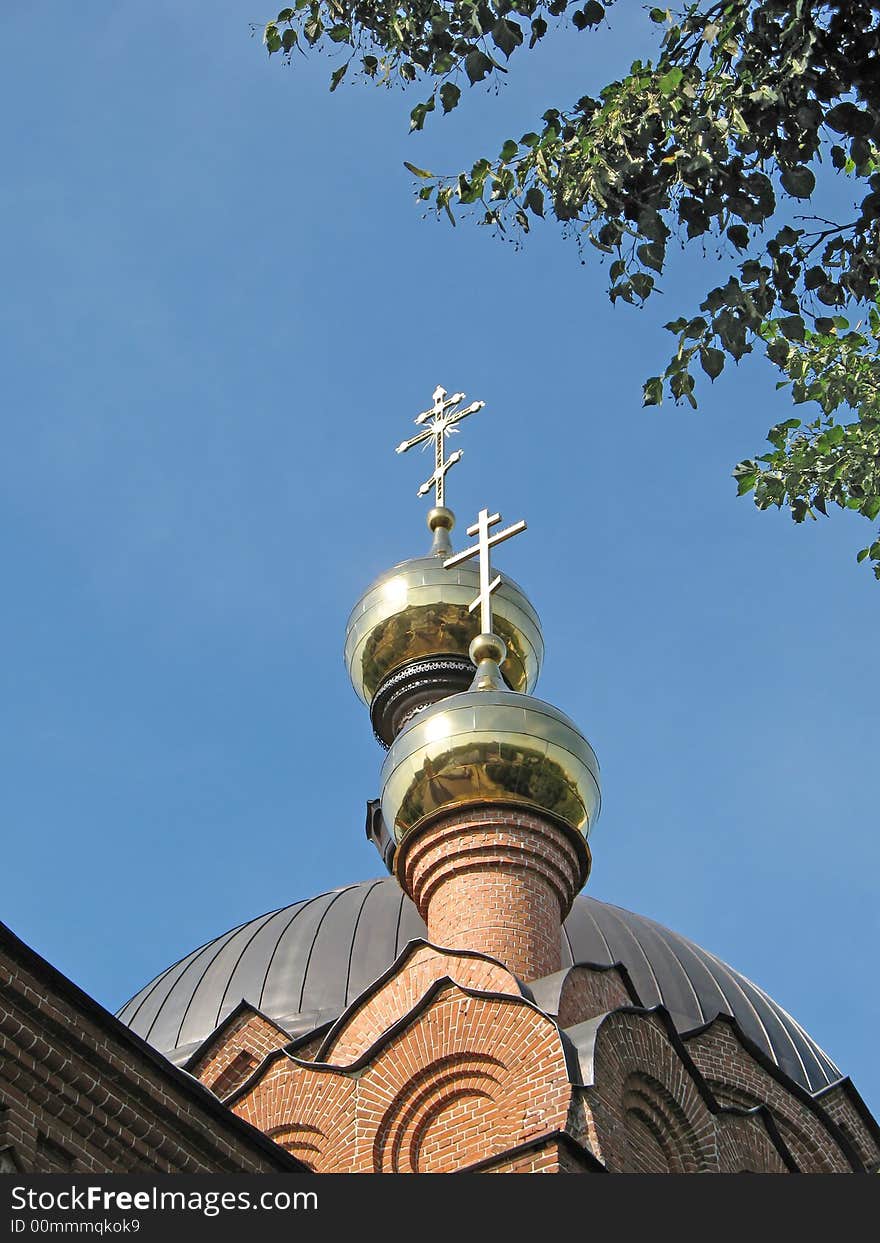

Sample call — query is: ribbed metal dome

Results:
[117,878,841,1094]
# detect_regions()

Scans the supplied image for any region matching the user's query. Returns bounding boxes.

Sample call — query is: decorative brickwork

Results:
[231,984,573,1173]
[0,923,302,1174]
[186,1004,293,1100]
[396,805,587,981]
[186,945,879,1174]
[568,1008,801,1172]
[812,1082,880,1172]
[312,943,521,1066]
[684,1017,859,1171]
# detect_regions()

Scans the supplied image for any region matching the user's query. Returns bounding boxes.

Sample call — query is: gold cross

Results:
[444,507,527,635]
[395,385,485,508]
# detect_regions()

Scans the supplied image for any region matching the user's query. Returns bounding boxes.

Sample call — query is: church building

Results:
[2,387,878,1175]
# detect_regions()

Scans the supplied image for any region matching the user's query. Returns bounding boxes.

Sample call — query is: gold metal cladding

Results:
[344,557,544,705]
[379,689,601,845]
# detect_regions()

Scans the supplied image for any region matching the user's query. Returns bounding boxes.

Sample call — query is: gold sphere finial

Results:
[468,632,507,691]
[427,505,455,557]
[469,632,507,666]
[427,506,454,533]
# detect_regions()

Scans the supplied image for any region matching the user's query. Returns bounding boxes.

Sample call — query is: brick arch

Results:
[231,1060,358,1173]
[715,1115,790,1174]
[704,1080,763,1112]
[622,1072,709,1173]
[266,1123,325,1171]
[585,1012,718,1173]
[372,1052,505,1173]
[360,989,573,1171]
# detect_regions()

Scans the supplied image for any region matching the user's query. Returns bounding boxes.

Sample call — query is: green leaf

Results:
[637,241,665,273]
[500,139,518,163]
[825,103,874,137]
[465,50,494,84]
[727,224,749,250]
[779,316,806,342]
[525,186,545,217]
[766,339,790,365]
[330,62,348,91]
[403,161,435,179]
[767,418,801,448]
[638,207,669,243]
[573,2,604,29]
[492,19,524,59]
[658,67,683,96]
[409,96,436,132]
[700,347,725,380]
[643,377,664,406]
[440,82,461,114]
[327,24,351,43]
[779,165,815,198]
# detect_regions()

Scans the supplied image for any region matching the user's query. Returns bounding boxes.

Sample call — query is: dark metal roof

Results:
[117,878,841,1094]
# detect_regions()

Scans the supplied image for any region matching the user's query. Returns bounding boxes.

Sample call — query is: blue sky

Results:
[1,5,877,1117]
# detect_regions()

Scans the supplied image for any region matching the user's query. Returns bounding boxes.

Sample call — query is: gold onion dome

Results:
[345,507,544,746]
[379,633,601,858]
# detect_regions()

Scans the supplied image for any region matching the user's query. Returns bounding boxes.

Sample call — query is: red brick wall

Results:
[685,1020,856,1172]
[0,927,299,1174]
[579,1010,796,1173]
[813,1083,880,1171]
[232,986,572,1173]
[189,1010,292,1100]
[317,945,521,1066]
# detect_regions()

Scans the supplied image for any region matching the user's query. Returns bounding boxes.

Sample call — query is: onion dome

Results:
[379,631,600,856]
[116,877,843,1096]
[345,509,543,746]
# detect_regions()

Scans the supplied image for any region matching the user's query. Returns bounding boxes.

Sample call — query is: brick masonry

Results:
[396,805,587,982]
[210,938,879,1174]
[0,923,302,1174]
[229,985,573,1173]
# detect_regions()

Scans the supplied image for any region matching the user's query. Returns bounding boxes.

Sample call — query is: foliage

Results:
[260,1,880,577]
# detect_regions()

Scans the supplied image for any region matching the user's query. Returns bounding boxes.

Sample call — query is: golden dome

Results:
[379,687,601,846]
[344,555,543,709]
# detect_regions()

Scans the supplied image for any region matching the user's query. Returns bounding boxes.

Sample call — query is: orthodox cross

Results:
[444,508,527,635]
[395,385,485,507]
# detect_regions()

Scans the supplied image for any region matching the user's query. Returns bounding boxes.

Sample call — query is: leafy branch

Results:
[259,0,880,576]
